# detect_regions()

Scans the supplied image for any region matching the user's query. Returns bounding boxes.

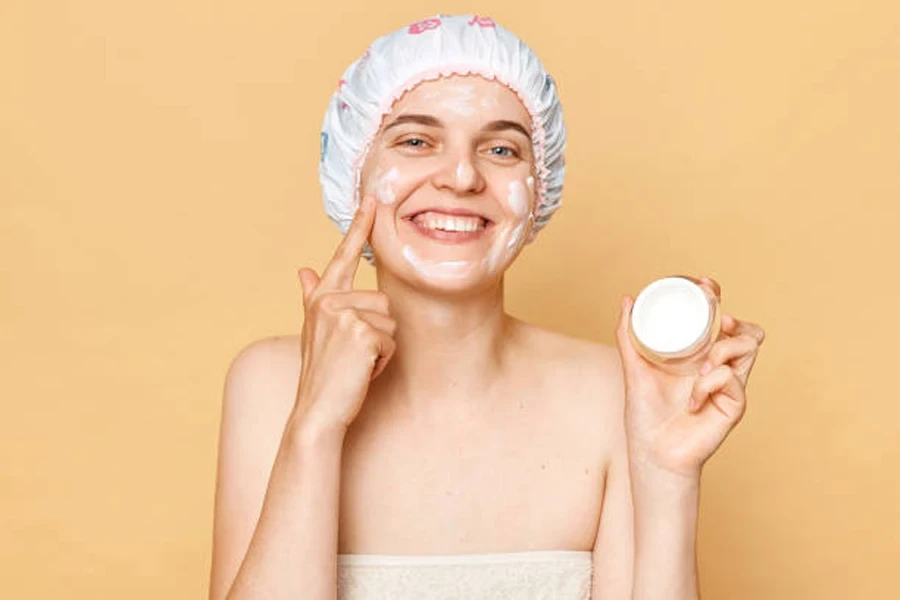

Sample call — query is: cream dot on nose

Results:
[456,163,475,187]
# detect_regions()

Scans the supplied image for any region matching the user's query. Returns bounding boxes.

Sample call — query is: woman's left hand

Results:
[615,276,766,479]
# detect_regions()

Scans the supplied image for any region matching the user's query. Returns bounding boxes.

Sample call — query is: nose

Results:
[430,149,486,196]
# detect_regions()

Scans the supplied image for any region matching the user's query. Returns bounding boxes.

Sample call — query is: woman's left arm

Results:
[614,276,766,600]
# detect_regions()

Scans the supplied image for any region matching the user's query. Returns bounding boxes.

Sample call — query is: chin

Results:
[415,269,503,296]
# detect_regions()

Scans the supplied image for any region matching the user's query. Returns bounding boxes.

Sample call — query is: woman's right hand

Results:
[294,195,397,433]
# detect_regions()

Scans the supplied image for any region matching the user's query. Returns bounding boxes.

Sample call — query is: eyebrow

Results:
[481,119,532,139]
[383,114,442,131]
[383,114,532,139]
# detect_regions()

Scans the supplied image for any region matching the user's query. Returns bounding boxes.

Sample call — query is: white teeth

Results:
[414,213,485,232]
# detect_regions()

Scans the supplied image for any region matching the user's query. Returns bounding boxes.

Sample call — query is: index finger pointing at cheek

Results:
[320,195,377,290]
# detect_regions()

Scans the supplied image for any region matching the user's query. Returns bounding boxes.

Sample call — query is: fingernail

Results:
[700,361,712,375]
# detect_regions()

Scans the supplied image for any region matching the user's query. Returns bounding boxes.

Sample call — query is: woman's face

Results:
[359,74,537,293]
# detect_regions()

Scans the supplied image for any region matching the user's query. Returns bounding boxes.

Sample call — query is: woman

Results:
[209,14,765,600]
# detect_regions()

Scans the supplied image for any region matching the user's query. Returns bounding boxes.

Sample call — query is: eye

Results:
[488,145,519,158]
[400,137,429,149]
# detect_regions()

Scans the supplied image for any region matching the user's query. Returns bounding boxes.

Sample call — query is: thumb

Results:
[297,268,320,303]
[615,295,643,375]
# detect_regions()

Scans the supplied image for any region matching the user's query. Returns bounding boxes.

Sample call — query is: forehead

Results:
[387,74,531,125]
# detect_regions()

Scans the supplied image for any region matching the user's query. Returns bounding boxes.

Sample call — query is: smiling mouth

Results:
[404,210,494,242]
[410,211,488,232]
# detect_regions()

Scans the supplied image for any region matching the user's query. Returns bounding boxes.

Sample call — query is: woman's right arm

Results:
[209,340,348,600]
[209,196,395,600]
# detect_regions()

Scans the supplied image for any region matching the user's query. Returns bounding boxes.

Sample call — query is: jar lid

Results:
[631,276,711,355]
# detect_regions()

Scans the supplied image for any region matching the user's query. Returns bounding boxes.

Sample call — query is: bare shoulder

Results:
[218,334,305,456]
[210,335,302,600]
[223,335,303,416]
[218,332,304,471]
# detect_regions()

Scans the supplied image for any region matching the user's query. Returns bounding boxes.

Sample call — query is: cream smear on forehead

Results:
[402,245,474,279]
[432,83,477,117]
[370,166,400,205]
[480,95,499,110]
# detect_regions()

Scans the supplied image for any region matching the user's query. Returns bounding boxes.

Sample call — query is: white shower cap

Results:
[318,14,567,258]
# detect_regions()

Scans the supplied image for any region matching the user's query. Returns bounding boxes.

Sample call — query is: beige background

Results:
[2,1,898,597]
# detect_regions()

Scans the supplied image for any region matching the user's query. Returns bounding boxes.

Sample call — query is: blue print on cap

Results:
[320,131,329,162]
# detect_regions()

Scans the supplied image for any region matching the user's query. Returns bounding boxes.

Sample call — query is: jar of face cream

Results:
[627,275,722,375]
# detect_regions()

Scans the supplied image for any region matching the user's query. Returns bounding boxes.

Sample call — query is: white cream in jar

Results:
[628,276,721,375]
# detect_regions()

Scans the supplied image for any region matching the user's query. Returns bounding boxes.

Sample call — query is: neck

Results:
[371,269,516,417]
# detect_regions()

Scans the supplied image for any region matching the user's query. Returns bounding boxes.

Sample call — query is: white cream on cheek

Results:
[483,178,534,272]
[506,221,527,251]
[507,180,528,218]
[368,166,400,205]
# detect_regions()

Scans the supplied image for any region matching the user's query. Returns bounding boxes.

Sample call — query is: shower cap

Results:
[318,14,567,259]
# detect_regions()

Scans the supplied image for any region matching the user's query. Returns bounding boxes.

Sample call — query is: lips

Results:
[404,207,492,223]
[411,212,486,232]
[402,209,494,243]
